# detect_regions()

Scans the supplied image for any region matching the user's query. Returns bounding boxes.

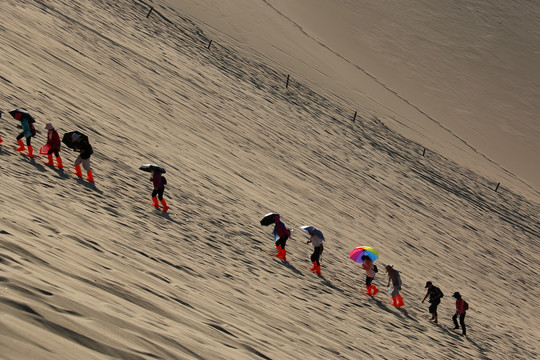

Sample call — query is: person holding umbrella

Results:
[11,109,36,157]
[140,164,169,212]
[349,247,380,296]
[43,123,63,168]
[63,131,94,182]
[300,226,324,275]
[260,213,290,260]
[272,214,290,260]
[386,264,404,307]
[422,281,444,323]
[361,255,379,296]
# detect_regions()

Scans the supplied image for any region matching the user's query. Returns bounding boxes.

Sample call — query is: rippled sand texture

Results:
[0,1,538,359]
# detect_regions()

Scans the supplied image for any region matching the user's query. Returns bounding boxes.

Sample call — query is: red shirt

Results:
[47,129,61,151]
[275,220,290,238]
[456,298,466,315]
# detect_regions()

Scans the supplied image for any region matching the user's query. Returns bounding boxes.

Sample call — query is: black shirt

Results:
[428,286,443,302]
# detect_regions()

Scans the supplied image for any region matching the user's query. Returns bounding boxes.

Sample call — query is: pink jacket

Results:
[362,259,375,278]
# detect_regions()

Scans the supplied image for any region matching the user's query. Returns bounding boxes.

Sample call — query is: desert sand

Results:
[166,0,540,193]
[0,0,538,359]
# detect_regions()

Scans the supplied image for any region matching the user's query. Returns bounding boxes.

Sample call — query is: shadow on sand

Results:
[280,259,304,276]
[155,209,183,225]
[51,167,70,179]
[26,156,71,179]
[24,155,47,172]
[369,297,417,323]
[42,163,71,179]
[74,176,104,195]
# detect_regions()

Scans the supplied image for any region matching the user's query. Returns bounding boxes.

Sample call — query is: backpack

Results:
[30,123,37,137]
[373,264,378,273]
[464,301,469,310]
[431,286,443,299]
[162,176,167,185]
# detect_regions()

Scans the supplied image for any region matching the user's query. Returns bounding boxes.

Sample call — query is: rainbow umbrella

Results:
[350,246,379,263]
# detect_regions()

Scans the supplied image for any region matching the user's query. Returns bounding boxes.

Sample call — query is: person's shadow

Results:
[75,176,104,194]
[465,336,489,357]
[51,166,70,179]
[34,159,78,180]
[25,155,46,172]
[156,210,182,225]
[319,276,348,296]
[281,260,303,276]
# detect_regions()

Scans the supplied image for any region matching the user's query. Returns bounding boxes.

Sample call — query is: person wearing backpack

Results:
[422,281,444,323]
[452,292,467,335]
[71,132,94,182]
[361,255,379,296]
[14,111,36,157]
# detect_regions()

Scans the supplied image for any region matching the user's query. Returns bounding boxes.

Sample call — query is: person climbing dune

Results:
[452,292,468,336]
[70,132,94,182]
[150,167,169,212]
[302,226,324,275]
[272,214,290,261]
[386,264,404,307]
[422,281,444,323]
[43,123,63,168]
[12,109,36,157]
[361,255,379,296]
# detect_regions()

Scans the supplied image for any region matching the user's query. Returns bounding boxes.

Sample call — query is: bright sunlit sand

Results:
[0,1,538,359]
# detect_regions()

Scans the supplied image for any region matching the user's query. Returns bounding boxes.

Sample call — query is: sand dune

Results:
[166,0,540,193]
[0,0,538,359]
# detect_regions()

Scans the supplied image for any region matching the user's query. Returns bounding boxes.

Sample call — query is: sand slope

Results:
[0,0,538,359]
[166,0,540,191]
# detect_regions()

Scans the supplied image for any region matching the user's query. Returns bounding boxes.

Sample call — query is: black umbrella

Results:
[62,131,88,149]
[139,164,166,173]
[9,109,35,123]
[260,212,279,226]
